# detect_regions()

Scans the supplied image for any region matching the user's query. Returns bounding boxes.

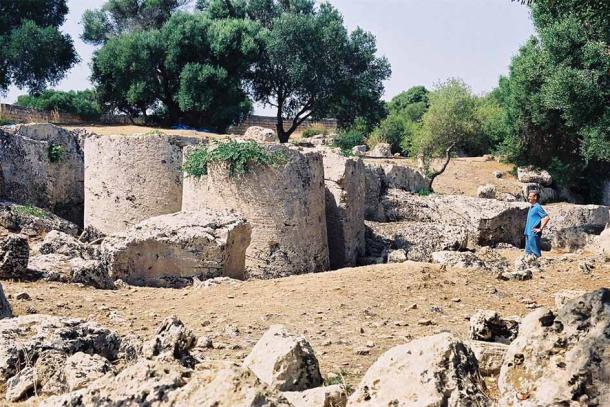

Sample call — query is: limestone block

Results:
[542,203,609,251]
[469,310,520,344]
[367,142,392,158]
[142,316,196,367]
[352,145,367,156]
[477,184,497,199]
[0,282,11,319]
[0,124,84,225]
[0,201,79,238]
[517,166,552,186]
[320,149,365,269]
[468,340,508,376]
[598,228,610,259]
[243,325,323,392]
[27,254,114,289]
[244,126,277,142]
[183,143,329,279]
[521,182,557,203]
[498,289,610,406]
[0,234,29,279]
[348,333,490,406]
[64,352,114,391]
[284,384,347,407]
[84,134,199,234]
[101,210,251,287]
[554,289,586,309]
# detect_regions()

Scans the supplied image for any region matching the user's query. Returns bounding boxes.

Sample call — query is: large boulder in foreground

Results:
[0,315,120,382]
[0,233,29,279]
[42,360,292,406]
[498,289,610,406]
[348,333,490,406]
[101,210,251,287]
[320,149,365,269]
[0,282,11,319]
[381,190,529,247]
[542,203,609,251]
[243,324,323,392]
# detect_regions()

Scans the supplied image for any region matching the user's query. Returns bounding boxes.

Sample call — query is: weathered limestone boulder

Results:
[42,360,292,406]
[243,324,323,391]
[27,254,114,289]
[363,164,429,221]
[352,145,367,156]
[320,149,365,269]
[142,316,196,367]
[0,282,11,319]
[598,228,610,259]
[0,233,29,279]
[0,315,120,382]
[477,184,497,199]
[431,251,487,270]
[517,166,552,186]
[498,289,610,406]
[521,182,557,203]
[284,384,347,407]
[603,180,610,206]
[381,189,530,247]
[39,230,88,258]
[367,142,392,158]
[84,134,199,235]
[5,366,35,402]
[244,126,277,142]
[468,341,508,376]
[542,203,609,251]
[0,124,84,225]
[348,333,490,406]
[469,310,519,344]
[101,210,251,287]
[183,144,329,279]
[554,289,586,309]
[387,249,407,263]
[366,221,468,262]
[64,352,115,391]
[0,201,79,238]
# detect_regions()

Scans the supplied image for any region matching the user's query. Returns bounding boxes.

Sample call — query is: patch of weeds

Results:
[48,144,65,163]
[13,205,48,219]
[0,116,15,126]
[144,129,164,136]
[323,369,354,395]
[183,140,287,178]
[301,124,328,139]
[416,187,432,196]
[340,148,354,157]
[509,165,518,177]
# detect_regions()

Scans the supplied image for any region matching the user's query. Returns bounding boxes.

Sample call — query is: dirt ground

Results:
[3,248,608,398]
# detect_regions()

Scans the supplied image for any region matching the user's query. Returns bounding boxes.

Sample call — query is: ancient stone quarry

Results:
[0,123,608,405]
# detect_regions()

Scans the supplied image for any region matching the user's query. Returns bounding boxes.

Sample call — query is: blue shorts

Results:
[524,234,541,257]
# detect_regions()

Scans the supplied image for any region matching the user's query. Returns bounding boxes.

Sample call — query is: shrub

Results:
[13,205,48,219]
[48,144,65,163]
[183,140,287,178]
[301,124,328,139]
[333,130,365,151]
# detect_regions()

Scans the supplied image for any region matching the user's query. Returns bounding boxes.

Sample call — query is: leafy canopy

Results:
[84,2,262,130]
[201,0,390,142]
[16,89,102,120]
[497,0,610,197]
[0,0,77,94]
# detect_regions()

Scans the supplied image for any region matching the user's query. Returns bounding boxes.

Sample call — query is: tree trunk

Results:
[426,143,455,192]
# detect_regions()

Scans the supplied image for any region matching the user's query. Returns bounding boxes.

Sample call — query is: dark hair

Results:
[529,190,540,201]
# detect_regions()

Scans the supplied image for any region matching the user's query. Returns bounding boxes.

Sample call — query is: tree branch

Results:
[426,142,456,192]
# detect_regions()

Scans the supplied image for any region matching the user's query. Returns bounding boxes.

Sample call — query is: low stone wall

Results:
[0,124,84,226]
[182,144,329,279]
[84,134,201,235]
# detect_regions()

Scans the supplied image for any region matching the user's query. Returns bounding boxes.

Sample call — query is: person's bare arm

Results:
[533,216,550,233]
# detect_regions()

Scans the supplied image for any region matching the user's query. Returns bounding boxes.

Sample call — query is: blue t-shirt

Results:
[525,203,548,236]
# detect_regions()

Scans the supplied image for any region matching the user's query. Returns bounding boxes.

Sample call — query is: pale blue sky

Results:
[1,0,535,115]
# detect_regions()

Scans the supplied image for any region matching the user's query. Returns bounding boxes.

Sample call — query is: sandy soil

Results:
[3,248,608,395]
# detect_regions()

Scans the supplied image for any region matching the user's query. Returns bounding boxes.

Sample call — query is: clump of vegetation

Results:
[416,188,432,197]
[13,205,48,219]
[183,140,287,178]
[333,129,365,156]
[48,144,65,163]
[144,129,164,137]
[301,124,328,139]
[16,89,102,120]
[0,116,15,126]
[323,369,354,395]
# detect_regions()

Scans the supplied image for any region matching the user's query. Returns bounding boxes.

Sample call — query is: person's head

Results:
[528,191,540,204]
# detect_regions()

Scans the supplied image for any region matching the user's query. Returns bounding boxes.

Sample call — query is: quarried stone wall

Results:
[0,124,84,225]
[182,144,329,279]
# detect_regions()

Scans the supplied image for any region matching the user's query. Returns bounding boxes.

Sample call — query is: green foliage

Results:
[242,0,391,141]
[0,116,15,126]
[367,113,410,154]
[13,205,48,219]
[85,2,261,131]
[334,130,365,151]
[497,0,610,199]
[183,140,287,177]
[387,86,429,122]
[323,369,353,395]
[47,144,64,163]
[0,0,77,94]
[416,187,432,197]
[16,89,102,120]
[301,124,328,139]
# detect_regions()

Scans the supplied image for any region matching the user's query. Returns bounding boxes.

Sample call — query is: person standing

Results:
[524,191,550,257]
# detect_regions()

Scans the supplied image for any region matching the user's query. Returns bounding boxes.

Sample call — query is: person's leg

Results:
[532,234,542,257]
[524,235,533,255]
